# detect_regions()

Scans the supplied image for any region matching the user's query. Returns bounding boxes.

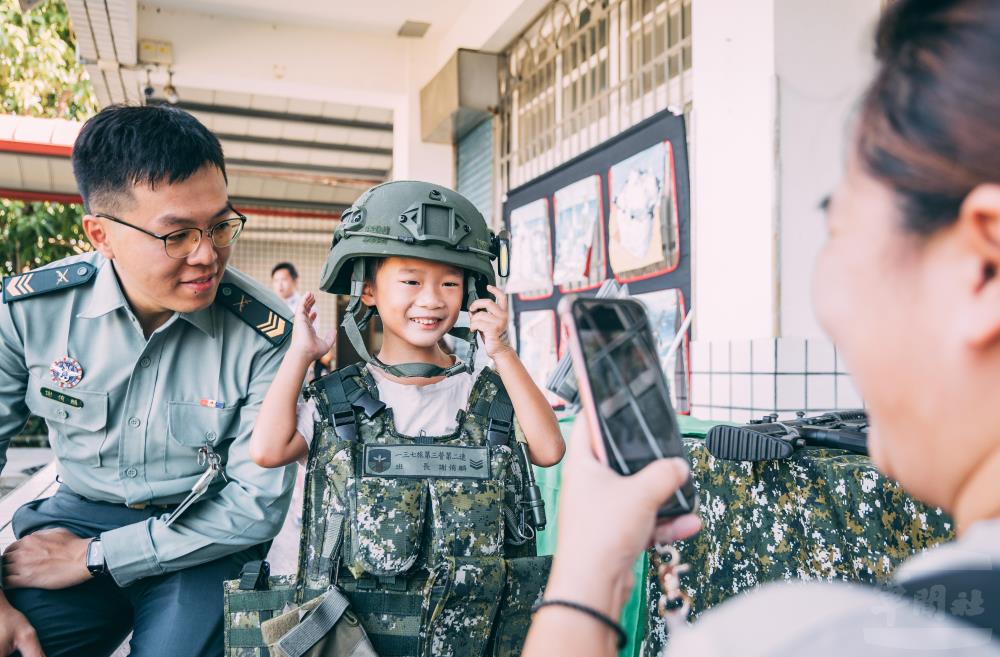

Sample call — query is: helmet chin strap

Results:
[339,260,478,379]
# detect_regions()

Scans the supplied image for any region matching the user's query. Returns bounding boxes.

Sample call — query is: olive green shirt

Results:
[0,252,294,586]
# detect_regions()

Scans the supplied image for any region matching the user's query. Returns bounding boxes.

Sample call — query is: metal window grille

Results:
[498,0,692,208]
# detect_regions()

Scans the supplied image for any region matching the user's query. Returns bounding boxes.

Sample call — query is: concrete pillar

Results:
[690,0,881,342]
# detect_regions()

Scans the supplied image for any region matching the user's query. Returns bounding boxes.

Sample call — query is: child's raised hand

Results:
[291,292,336,362]
[468,285,513,359]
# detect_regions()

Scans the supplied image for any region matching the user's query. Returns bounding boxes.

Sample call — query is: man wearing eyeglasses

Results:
[0,105,295,657]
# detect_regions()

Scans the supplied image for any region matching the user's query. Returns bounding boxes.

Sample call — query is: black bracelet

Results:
[531,599,628,649]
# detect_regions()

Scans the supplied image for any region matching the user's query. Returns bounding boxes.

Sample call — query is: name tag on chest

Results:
[362,444,490,479]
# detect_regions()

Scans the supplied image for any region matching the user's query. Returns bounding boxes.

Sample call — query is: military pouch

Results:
[303,441,354,591]
[420,556,506,657]
[223,573,303,657]
[488,555,552,657]
[349,475,427,577]
[261,587,377,657]
[428,478,504,560]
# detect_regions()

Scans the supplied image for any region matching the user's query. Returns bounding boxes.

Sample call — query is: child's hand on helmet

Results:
[291,292,336,363]
[469,285,513,359]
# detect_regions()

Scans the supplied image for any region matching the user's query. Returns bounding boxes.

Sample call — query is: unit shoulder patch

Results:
[2,262,97,304]
[216,282,292,346]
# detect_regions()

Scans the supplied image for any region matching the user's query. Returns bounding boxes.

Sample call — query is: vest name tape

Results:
[362,444,490,479]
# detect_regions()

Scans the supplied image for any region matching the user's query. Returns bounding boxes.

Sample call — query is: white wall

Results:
[691,0,880,342]
[690,0,778,341]
[774,0,880,338]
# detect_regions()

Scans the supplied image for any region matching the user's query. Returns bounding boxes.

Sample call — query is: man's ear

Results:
[956,184,1000,349]
[360,280,376,307]
[82,214,115,260]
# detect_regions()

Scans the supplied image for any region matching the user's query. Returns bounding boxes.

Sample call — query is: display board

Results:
[504,110,692,411]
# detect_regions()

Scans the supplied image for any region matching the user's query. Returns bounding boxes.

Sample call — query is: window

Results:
[499,0,693,203]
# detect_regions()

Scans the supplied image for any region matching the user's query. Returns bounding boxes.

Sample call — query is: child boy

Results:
[250,181,563,657]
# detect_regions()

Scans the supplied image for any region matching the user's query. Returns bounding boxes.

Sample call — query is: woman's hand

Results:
[469,285,513,359]
[290,292,335,363]
[545,419,702,616]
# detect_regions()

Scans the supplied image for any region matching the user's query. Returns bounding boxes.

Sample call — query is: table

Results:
[532,416,955,657]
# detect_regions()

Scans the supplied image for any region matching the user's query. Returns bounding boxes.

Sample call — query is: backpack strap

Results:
[894,568,1000,637]
[470,369,515,448]
[311,364,386,442]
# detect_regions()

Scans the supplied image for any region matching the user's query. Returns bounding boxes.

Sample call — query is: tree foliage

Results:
[1,0,98,119]
[1,0,98,276]
[0,198,90,273]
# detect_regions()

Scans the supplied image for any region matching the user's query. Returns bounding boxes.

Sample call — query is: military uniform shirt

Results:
[0,252,295,586]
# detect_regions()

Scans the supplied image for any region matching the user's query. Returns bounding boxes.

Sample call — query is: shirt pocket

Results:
[165,401,240,476]
[24,374,108,466]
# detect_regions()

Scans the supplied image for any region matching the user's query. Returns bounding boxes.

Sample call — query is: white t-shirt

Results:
[665,517,1000,657]
[295,364,481,447]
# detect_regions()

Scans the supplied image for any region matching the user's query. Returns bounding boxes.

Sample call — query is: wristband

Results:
[531,598,627,649]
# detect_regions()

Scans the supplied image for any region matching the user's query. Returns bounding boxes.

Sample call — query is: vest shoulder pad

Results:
[2,261,97,304]
[216,281,292,346]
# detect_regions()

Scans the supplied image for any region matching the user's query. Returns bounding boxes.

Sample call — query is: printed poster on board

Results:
[608,141,681,281]
[518,310,560,405]
[506,199,553,298]
[552,175,604,290]
[633,288,689,412]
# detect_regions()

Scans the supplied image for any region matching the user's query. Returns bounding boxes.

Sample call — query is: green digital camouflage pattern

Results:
[350,475,428,576]
[223,574,298,657]
[428,478,505,559]
[491,555,553,657]
[640,438,955,656]
[224,366,550,657]
[422,557,506,657]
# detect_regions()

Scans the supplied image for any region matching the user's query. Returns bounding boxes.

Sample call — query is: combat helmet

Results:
[320,180,510,379]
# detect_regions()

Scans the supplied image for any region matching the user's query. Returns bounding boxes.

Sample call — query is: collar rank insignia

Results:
[3,262,97,304]
[216,283,292,346]
[49,355,84,389]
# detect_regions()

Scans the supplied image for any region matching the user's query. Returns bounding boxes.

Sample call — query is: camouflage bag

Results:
[224,364,550,657]
[641,437,955,656]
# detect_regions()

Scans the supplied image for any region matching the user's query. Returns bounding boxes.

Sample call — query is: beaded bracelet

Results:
[531,599,628,649]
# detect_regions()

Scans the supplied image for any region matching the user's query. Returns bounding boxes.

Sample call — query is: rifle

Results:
[706,410,868,461]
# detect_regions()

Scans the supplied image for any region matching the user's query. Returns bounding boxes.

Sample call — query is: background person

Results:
[271,261,333,379]
[524,1,1000,655]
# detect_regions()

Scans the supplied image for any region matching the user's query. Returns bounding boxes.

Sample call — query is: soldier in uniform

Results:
[0,105,295,657]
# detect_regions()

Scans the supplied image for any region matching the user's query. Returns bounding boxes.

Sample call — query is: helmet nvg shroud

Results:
[320,180,511,379]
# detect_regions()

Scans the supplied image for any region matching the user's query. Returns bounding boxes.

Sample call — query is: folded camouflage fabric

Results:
[641,439,954,656]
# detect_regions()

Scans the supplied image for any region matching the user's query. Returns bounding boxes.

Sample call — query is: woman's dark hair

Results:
[857,0,1000,236]
[72,104,226,213]
[271,262,299,280]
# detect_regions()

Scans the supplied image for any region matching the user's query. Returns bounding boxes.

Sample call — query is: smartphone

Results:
[559,295,699,518]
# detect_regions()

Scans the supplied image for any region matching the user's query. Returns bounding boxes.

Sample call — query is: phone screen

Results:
[573,298,684,474]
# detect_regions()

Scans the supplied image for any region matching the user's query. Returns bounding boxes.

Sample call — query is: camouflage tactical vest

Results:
[297,363,551,657]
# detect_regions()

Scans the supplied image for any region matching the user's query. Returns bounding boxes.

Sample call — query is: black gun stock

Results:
[705,410,869,462]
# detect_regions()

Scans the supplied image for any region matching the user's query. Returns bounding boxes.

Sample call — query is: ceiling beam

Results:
[230,196,348,215]
[227,159,388,179]
[147,98,393,133]
[215,132,391,156]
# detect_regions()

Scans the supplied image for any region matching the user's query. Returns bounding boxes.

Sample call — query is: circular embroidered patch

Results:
[49,356,84,389]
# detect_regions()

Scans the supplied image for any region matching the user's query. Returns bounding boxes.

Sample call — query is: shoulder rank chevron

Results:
[2,262,97,304]
[216,282,292,346]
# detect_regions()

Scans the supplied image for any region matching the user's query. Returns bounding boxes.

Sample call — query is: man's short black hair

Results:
[72,104,227,213]
[271,262,299,280]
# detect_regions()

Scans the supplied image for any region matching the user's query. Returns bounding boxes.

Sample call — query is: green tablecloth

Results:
[533,415,955,657]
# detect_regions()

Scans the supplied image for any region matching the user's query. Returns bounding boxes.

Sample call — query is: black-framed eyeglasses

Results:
[95,207,247,259]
